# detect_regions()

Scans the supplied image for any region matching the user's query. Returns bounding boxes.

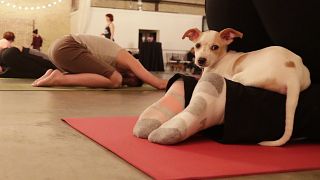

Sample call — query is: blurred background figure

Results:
[101,13,115,41]
[0,31,15,51]
[146,34,155,42]
[31,29,43,51]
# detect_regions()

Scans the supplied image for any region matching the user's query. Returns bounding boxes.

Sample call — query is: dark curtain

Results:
[205,0,320,83]
[139,42,164,71]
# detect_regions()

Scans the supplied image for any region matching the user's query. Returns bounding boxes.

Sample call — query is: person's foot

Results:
[32,69,54,86]
[32,69,64,87]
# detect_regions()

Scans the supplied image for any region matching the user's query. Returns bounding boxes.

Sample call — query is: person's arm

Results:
[109,23,115,40]
[31,36,36,48]
[39,36,43,47]
[116,49,167,89]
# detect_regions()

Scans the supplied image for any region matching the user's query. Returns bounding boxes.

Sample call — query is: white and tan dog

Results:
[181,28,311,146]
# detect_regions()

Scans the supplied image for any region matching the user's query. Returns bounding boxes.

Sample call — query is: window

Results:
[138,29,159,47]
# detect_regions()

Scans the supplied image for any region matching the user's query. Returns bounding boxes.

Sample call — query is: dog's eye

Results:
[195,43,201,49]
[211,45,219,50]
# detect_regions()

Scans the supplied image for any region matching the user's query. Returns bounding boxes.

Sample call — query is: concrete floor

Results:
[0,89,319,180]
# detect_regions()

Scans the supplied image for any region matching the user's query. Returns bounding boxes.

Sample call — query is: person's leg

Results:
[205,0,273,52]
[33,36,123,88]
[115,49,167,89]
[293,84,320,141]
[133,80,185,138]
[252,1,320,83]
[148,72,227,145]
[32,69,122,88]
[32,53,123,88]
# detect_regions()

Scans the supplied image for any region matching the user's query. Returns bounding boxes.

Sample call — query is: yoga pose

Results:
[32,34,167,89]
[0,47,56,78]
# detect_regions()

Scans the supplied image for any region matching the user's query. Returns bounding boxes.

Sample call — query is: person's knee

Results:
[111,78,122,88]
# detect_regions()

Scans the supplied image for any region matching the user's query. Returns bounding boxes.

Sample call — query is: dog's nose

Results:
[197,57,207,66]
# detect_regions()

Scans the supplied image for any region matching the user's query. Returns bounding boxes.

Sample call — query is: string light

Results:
[0,0,64,11]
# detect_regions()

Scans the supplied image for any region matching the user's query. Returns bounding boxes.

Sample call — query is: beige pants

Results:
[48,35,116,77]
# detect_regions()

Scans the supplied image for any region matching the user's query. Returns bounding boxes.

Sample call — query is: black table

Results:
[139,42,164,71]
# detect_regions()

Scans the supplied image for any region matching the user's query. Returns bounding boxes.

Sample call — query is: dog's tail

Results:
[259,79,300,146]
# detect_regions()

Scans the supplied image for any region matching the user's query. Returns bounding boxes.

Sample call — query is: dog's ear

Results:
[219,28,243,45]
[182,28,202,42]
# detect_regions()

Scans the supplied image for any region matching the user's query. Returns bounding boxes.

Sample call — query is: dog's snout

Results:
[198,57,207,66]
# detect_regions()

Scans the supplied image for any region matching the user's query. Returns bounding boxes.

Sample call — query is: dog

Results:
[182,28,311,146]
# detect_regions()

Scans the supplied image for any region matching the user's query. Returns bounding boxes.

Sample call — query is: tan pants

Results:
[49,35,116,78]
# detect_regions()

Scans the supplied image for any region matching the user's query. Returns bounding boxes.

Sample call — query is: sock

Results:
[133,80,185,138]
[148,72,226,144]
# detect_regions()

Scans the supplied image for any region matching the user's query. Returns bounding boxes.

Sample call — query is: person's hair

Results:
[33,29,38,34]
[121,72,144,87]
[105,13,114,22]
[3,31,15,42]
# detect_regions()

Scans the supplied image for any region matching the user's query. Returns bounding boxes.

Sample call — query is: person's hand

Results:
[156,79,168,90]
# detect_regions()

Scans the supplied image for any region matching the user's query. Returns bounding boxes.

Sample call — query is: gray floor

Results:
[0,89,319,180]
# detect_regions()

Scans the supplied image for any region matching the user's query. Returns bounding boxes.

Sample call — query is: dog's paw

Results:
[148,128,182,145]
[133,118,162,139]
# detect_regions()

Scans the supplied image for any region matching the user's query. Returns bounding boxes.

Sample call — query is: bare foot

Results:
[33,69,64,87]
[32,69,54,86]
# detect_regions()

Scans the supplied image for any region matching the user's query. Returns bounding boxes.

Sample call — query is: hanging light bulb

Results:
[137,0,143,11]
[129,0,133,9]
[0,0,64,11]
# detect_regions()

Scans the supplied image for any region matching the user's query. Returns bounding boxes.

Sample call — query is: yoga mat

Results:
[63,116,320,179]
[0,78,156,91]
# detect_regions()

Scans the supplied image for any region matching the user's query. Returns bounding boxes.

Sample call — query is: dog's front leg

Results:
[148,72,227,145]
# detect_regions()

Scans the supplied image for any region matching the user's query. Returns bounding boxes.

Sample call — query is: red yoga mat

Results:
[63,116,320,179]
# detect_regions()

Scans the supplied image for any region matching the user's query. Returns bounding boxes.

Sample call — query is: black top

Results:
[0,47,56,78]
[103,26,111,39]
[139,42,164,71]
